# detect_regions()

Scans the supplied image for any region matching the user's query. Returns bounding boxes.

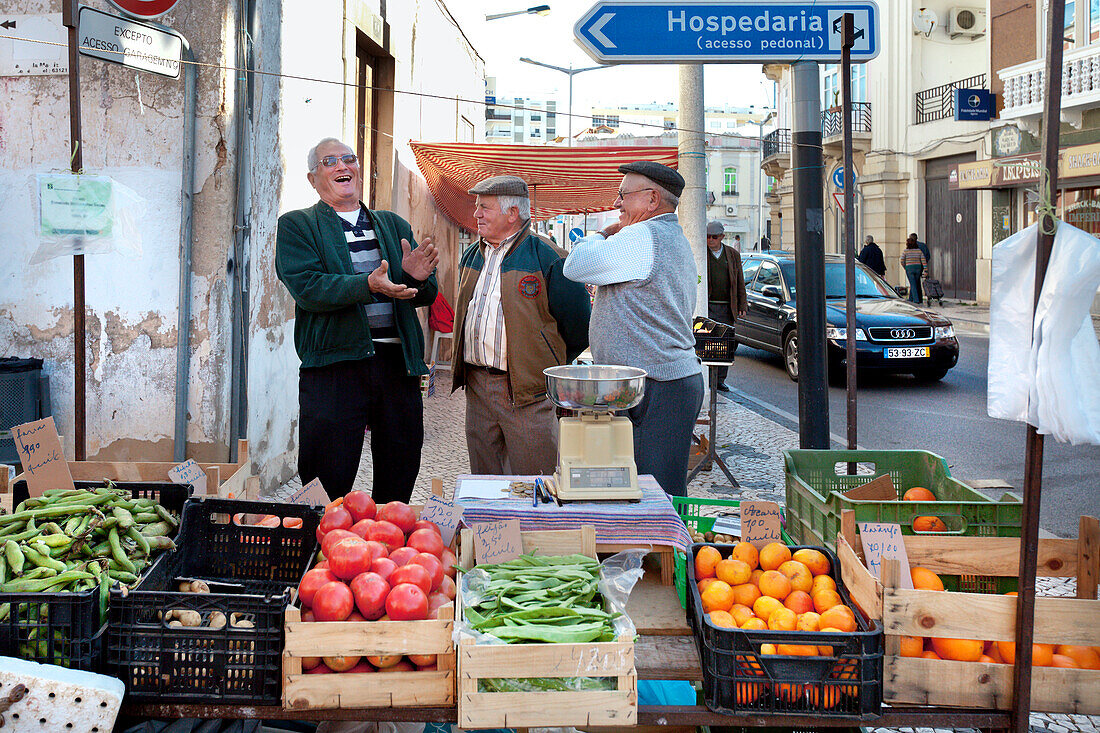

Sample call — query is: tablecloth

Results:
[454,474,692,552]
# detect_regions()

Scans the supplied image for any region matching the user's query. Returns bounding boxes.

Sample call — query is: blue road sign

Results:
[832,166,845,190]
[569,227,585,243]
[954,88,994,121]
[575,0,880,64]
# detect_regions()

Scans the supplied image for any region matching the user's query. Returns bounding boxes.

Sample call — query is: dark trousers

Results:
[298,343,423,503]
[708,301,736,385]
[905,265,924,304]
[628,372,704,497]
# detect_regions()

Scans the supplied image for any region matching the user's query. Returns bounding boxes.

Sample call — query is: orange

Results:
[709,610,736,628]
[731,582,762,608]
[731,541,760,570]
[741,617,768,630]
[910,566,945,591]
[903,487,937,502]
[774,682,806,703]
[752,595,784,622]
[806,685,844,709]
[792,548,831,576]
[985,643,1005,663]
[899,636,924,658]
[768,607,797,631]
[749,569,764,586]
[784,590,814,614]
[996,641,1055,666]
[758,570,792,600]
[698,577,719,594]
[818,605,857,633]
[777,560,814,593]
[759,542,792,571]
[760,643,777,655]
[1056,645,1100,670]
[730,604,756,626]
[930,637,984,662]
[777,643,817,656]
[921,650,941,659]
[735,680,766,704]
[1052,654,1080,669]
[811,574,837,596]
[701,580,735,613]
[912,515,948,532]
[979,654,999,664]
[695,545,722,580]
[796,611,821,632]
[716,558,752,586]
[812,588,843,613]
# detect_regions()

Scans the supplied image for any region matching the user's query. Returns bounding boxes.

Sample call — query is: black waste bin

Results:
[0,357,50,466]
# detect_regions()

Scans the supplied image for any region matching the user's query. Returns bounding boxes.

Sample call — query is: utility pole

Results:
[62,0,86,461]
[678,65,707,316]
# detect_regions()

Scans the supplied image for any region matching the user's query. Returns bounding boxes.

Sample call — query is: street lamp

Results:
[755,110,777,250]
[519,57,607,146]
[485,5,551,21]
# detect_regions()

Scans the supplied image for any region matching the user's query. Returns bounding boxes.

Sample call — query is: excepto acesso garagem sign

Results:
[107,0,181,21]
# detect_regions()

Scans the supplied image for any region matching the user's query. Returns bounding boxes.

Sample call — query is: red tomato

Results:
[416,664,437,671]
[319,506,353,536]
[388,547,419,567]
[350,571,391,620]
[412,519,442,535]
[389,564,432,594]
[386,583,429,620]
[427,592,451,618]
[367,521,405,552]
[298,568,338,608]
[312,581,354,621]
[410,552,444,591]
[377,660,415,672]
[407,653,436,666]
[314,560,330,570]
[321,529,359,559]
[406,529,445,558]
[350,519,376,540]
[377,502,417,534]
[301,608,317,622]
[347,610,365,622]
[323,655,361,672]
[347,660,376,673]
[371,557,397,581]
[367,654,402,668]
[305,663,332,674]
[302,656,322,670]
[438,574,456,600]
[328,537,376,581]
[343,491,377,523]
[441,548,458,579]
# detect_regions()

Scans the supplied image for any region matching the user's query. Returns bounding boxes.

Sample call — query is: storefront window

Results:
[1026,186,1100,235]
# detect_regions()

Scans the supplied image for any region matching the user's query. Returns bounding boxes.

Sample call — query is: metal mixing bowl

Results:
[543,365,647,411]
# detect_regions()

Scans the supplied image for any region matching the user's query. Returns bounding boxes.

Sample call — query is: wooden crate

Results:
[456,526,637,729]
[837,511,1100,714]
[281,602,456,710]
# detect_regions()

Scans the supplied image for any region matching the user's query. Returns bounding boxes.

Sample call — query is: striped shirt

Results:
[337,207,398,343]
[900,248,927,269]
[562,222,655,285]
[463,228,524,370]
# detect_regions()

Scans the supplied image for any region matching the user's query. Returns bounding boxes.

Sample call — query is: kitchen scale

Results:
[543,365,648,502]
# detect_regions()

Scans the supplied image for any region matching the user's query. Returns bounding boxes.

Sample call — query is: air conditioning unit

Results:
[725,205,737,216]
[947,7,986,37]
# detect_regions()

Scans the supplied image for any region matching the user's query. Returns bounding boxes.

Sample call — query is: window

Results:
[751,261,781,292]
[1093,0,1099,42]
[723,167,737,195]
[1066,0,1077,47]
[742,259,763,287]
[822,64,867,107]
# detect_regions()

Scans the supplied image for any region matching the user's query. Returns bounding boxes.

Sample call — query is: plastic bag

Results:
[31,173,145,264]
[988,225,1038,424]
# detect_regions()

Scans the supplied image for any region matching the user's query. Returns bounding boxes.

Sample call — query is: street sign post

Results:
[569,227,585,243]
[78,5,183,78]
[575,0,880,64]
[832,166,845,190]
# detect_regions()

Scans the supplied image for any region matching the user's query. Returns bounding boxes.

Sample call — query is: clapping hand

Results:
[401,236,440,282]
[368,260,418,300]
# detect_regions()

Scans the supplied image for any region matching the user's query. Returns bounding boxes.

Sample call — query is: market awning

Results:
[410,142,679,231]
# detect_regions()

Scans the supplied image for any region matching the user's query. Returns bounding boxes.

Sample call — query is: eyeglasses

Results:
[707,235,724,239]
[317,154,358,169]
[616,188,656,200]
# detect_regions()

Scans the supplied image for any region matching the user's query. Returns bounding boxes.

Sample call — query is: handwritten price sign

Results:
[857,522,914,588]
[420,495,463,546]
[287,478,331,507]
[741,500,782,549]
[169,458,208,495]
[473,519,522,565]
[13,417,74,496]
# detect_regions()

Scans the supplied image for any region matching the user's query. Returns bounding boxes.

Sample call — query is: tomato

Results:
[441,548,458,579]
[427,591,452,618]
[347,610,365,623]
[305,663,332,674]
[301,608,317,622]
[406,529,445,558]
[321,529,360,559]
[377,502,417,534]
[376,660,415,672]
[312,581,355,621]
[368,654,403,668]
[302,656,322,670]
[343,491,377,523]
[323,655,361,672]
[410,552,444,591]
[389,564,432,594]
[319,506,353,536]
[438,574,457,600]
[298,568,338,607]
[407,653,436,666]
[350,519,376,540]
[371,557,397,581]
[350,571,391,620]
[314,560,330,570]
[386,583,429,621]
[415,663,437,671]
[412,519,441,535]
[367,521,406,552]
[347,660,376,673]
[328,537,377,581]
[388,547,419,567]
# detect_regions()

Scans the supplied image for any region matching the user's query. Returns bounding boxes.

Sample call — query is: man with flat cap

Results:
[706,220,747,392]
[452,175,591,475]
[564,161,704,497]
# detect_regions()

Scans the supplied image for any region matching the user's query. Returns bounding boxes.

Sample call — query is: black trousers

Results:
[708,301,736,385]
[628,372,705,498]
[298,343,423,503]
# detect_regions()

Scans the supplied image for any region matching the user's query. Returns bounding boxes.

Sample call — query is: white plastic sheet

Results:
[31,173,145,264]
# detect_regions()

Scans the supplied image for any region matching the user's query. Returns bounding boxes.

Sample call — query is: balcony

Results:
[999,43,1100,130]
[761,128,791,177]
[485,110,511,122]
[915,74,987,124]
[821,102,871,155]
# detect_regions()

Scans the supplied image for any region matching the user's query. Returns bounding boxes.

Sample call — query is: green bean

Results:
[155,505,179,528]
[133,512,160,523]
[126,526,150,556]
[38,534,72,549]
[139,521,172,537]
[107,527,136,574]
[23,544,67,573]
[112,505,135,528]
[0,553,6,584]
[107,569,139,584]
[4,540,24,575]
[0,504,103,526]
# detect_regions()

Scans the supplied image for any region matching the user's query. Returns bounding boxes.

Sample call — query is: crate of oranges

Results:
[687,540,883,719]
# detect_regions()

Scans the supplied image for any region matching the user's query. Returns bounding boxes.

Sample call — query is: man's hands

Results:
[368,261,418,299]
[401,236,439,282]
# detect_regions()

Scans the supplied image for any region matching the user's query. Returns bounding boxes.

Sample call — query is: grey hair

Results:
[654,183,679,208]
[865,234,875,244]
[497,194,531,219]
[307,137,348,171]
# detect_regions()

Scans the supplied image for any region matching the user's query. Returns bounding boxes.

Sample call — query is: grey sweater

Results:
[589,213,700,381]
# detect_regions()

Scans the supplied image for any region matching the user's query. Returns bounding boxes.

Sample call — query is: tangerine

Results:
[921,650,941,659]
[752,595,784,622]
[695,545,722,580]
[806,685,844,709]
[796,611,821,632]
[768,607,798,631]
[777,560,814,593]
[750,568,764,586]
[709,610,736,628]
[731,541,760,570]
[792,548,831,576]
[716,558,752,586]
[812,588,843,613]
[996,641,1055,666]
[701,580,735,613]
[899,635,924,658]
[910,566,946,591]
[698,577,719,594]
[758,570,792,600]
[903,487,937,502]
[731,582,762,607]
[818,605,857,633]
[930,637,984,662]
[735,680,766,704]
[1051,654,1080,669]
[777,643,817,656]
[730,604,756,626]
[912,515,948,532]
[759,542,792,571]
[811,574,837,596]
[1055,645,1100,670]
[774,682,806,703]
[979,654,998,664]
[784,590,815,614]
[741,617,768,630]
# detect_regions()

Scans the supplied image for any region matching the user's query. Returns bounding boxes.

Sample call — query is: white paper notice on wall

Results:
[857,522,914,589]
[169,458,207,495]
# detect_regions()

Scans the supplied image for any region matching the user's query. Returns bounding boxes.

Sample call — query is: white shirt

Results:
[562,221,656,286]
[463,228,523,370]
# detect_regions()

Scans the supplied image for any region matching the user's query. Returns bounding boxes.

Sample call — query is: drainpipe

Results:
[173,41,197,462]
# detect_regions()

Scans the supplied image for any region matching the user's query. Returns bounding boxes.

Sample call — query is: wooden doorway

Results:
[924,154,977,300]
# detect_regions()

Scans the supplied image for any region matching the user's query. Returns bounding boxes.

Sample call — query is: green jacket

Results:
[275,200,438,374]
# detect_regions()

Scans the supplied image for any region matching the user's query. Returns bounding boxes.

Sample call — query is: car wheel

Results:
[913,368,948,382]
[783,331,799,382]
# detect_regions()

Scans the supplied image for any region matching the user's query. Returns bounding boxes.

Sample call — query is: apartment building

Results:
[484,77,558,144]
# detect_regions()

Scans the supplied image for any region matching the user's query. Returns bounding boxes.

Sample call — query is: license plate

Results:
[885,347,930,359]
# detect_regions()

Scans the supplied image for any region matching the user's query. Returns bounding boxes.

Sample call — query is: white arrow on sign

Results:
[589,12,616,48]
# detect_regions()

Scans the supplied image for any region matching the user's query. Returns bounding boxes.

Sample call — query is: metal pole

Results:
[173,44,197,462]
[678,65,707,317]
[791,61,828,448]
[62,0,85,461]
[841,15,858,454]
[1011,1,1065,729]
[567,71,573,146]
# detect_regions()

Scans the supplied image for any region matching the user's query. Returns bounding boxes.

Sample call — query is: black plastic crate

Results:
[687,543,882,720]
[0,586,106,671]
[693,317,737,362]
[107,498,320,704]
[11,479,193,520]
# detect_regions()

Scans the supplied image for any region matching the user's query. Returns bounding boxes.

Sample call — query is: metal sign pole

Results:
[62,0,86,461]
[841,14,857,453]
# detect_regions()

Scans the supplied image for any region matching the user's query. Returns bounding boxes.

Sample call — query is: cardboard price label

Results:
[419,495,463,546]
[473,519,522,565]
[740,500,782,549]
[13,416,74,496]
[858,522,914,589]
[169,458,207,495]
[287,478,331,507]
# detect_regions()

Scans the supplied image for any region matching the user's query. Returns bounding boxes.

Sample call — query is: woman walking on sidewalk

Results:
[900,238,927,304]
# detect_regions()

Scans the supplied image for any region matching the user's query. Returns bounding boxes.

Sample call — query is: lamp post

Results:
[485,5,550,21]
[519,57,607,146]
[755,110,777,250]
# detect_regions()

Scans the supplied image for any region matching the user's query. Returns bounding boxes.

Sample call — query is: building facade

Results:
[484,77,558,144]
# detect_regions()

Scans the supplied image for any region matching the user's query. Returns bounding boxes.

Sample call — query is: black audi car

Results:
[732,252,959,382]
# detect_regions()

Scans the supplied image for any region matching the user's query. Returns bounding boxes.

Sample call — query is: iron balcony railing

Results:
[821,102,871,138]
[915,74,987,124]
[762,128,791,159]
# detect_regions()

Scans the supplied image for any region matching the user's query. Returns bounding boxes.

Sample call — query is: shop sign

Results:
[950,142,1100,190]
[953,88,994,121]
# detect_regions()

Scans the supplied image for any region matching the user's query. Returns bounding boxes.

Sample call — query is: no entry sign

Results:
[106,0,181,20]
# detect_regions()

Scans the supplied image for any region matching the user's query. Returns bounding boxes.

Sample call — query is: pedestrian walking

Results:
[705,221,747,392]
[900,237,928,304]
[909,233,931,272]
[857,235,886,279]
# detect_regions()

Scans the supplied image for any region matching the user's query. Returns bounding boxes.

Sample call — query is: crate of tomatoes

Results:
[281,490,457,710]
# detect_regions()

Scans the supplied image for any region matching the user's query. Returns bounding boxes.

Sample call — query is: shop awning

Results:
[410,142,679,231]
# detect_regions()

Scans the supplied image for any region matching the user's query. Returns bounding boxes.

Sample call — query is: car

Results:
[732,251,960,382]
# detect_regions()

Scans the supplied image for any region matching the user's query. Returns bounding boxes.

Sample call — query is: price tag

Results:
[420,495,463,546]
[13,416,74,496]
[473,519,522,565]
[857,522,914,589]
[168,458,207,495]
[844,474,896,501]
[286,478,331,507]
[741,500,782,549]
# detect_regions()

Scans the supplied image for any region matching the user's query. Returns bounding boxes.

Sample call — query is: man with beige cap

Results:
[452,175,591,475]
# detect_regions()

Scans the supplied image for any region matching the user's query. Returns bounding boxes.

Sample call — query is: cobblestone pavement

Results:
[269,368,1099,732]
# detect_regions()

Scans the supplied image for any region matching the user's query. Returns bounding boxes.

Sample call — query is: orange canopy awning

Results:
[410,142,679,231]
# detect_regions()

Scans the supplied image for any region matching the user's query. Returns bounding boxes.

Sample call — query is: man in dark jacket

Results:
[276,137,439,502]
[706,221,747,391]
[857,235,887,279]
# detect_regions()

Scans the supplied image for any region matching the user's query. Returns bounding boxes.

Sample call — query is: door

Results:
[924,154,977,300]
[735,258,764,344]
[744,260,786,348]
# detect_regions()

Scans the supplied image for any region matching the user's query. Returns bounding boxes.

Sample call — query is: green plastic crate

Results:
[672,496,794,609]
[783,449,1022,550]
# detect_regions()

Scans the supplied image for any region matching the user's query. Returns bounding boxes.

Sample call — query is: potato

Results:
[207,611,227,629]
